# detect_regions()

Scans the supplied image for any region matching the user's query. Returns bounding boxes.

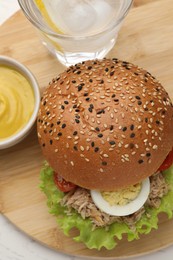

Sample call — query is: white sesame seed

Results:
[80,146,85,151]
[71,161,74,166]
[153,145,158,150]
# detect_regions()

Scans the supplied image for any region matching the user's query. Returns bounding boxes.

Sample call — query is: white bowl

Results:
[0,56,40,149]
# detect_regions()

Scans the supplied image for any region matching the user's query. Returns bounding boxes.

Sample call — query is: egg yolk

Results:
[101,183,142,206]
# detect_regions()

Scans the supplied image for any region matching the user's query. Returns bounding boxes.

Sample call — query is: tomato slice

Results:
[54,172,77,192]
[158,147,173,172]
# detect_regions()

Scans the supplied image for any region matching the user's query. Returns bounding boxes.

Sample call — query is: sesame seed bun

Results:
[37,58,173,191]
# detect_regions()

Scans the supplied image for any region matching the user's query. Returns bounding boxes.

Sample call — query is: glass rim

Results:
[18,0,133,40]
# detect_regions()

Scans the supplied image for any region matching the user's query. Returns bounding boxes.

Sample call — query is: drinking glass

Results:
[18,0,133,66]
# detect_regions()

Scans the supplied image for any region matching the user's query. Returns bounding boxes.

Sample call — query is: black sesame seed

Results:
[64,100,69,105]
[88,66,92,70]
[130,124,134,131]
[75,109,80,112]
[156,120,160,125]
[62,124,66,129]
[114,99,119,102]
[102,161,107,166]
[58,132,62,136]
[72,80,76,84]
[122,127,127,132]
[134,72,139,76]
[130,133,135,138]
[95,127,100,132]
[110,125,114,131]
[145,118,148,123]
[112,94,116,98]
[138,101,142,105]
[146,153,151,157]
[138,159,144,164]
[75,115,80,119]
[61,105,65,110]
[94,147,99,152]
[105,68,109,72]
[100,80,104,84]
[77,71,81,74]
[50,123,54,128]
[88,107,93,113]
[57,121,61,125]
[86,97,90,101]
[73,104,77,108]
[74,146,78,151]
[144,107,148,111]
[50,140,53,145]
[84,93,88,97]
[109,141,116,145]
[73,131,78,136]
[110,71,114,76]
[75,119,80,124]
[135,96,141,100]
[78,84,83,91]
[46,111,50,115]
[98,134,103,138]
[43,101,46,106]
[97,109,104,115]
[89,79,93,83]
[90,104,94,109]
[49,130,52,133]
[91,142,95,147]
[42,143,45,147]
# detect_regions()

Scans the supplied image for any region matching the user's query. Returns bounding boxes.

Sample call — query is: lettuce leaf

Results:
[40,163,173,250]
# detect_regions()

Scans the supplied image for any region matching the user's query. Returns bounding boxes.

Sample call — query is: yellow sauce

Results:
[101,183,142,206]
[0,66,35,140]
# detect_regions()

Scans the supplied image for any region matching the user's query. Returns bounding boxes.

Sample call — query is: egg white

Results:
[90,178,150,216]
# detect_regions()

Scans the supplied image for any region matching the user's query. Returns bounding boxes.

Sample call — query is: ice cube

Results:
[41,0,114,35]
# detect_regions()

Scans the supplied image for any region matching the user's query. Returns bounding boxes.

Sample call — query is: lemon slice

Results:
[34,0,63,34]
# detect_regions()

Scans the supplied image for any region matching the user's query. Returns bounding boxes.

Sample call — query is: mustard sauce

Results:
[0,66,35,140]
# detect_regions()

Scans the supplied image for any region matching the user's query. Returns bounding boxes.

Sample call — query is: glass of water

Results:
[18,0,133,66]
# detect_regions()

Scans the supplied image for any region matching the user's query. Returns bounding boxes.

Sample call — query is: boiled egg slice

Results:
[90,178,150,216]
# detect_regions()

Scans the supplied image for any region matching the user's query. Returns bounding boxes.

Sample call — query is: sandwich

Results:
[37,58,173,250]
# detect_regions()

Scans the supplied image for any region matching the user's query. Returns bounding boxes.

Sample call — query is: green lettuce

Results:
[40,163,173,250]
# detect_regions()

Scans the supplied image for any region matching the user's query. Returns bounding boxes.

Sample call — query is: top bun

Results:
[37,58,173,191]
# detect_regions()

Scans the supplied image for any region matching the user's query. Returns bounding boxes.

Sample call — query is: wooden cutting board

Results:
[1,0,173,258]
